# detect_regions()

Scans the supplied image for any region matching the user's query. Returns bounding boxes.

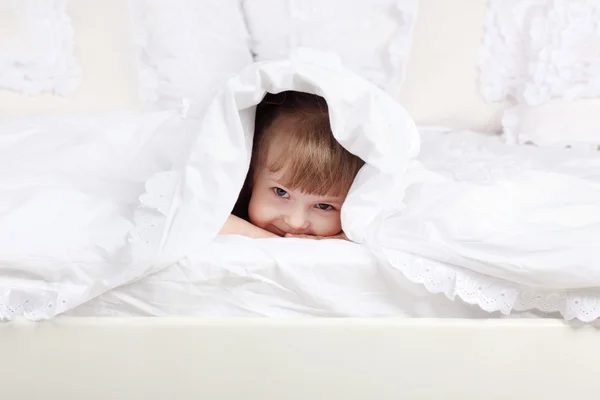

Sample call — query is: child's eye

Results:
[273,187,289,198]
[316,203,334,211]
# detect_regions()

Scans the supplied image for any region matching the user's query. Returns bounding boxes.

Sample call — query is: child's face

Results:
[248,166,346,237]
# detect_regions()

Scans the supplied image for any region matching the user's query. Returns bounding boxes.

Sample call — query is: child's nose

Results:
[285,209,310,231]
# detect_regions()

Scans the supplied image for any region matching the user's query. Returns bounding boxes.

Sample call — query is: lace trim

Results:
[380,131,600,322]
[0,287,72,321]
[126,105,249,281]
[0,112,185,321]
[0,0,80,95]
[128,170,181,271]
[383,241,600,323]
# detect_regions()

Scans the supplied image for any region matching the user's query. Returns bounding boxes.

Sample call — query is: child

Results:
[219,91,364,240]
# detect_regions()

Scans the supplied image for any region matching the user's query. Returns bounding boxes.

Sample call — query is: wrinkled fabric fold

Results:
[2,49,599,321]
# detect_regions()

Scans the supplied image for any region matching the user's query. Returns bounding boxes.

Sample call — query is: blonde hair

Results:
[251,91,364,196]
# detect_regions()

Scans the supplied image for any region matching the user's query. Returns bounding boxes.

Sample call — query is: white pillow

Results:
[242,0,419,95]
[0,0,142,119]
[502,99,600,150]
[132,0,254,113]
[480,0,600,106]
[491,1,600,148]
[0,0,80,95]
[478,0,532,103]
[522,0,600,105]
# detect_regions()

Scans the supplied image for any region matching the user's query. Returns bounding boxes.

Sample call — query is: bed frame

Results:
[2,1,597,398]
[1,317,598,399]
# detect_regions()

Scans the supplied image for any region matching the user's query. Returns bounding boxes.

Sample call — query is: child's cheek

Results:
[247,193,265,227]
[312,212,342,237]
[249,191,280,228]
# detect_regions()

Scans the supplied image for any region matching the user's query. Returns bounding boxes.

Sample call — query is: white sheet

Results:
[68,235,491,318]
[0,110,191,319]
[0,49,418,320]
[381,128,600,320]
[2,48,599,321]
[71,126,597,320]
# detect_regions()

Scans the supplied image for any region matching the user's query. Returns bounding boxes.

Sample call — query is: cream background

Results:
[398,0,511,132]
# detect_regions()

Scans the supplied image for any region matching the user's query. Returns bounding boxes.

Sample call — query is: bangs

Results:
[256,113,364,197]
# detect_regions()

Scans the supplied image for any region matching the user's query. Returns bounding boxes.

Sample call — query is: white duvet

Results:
[1,49,599,321]
[69,234,491,318]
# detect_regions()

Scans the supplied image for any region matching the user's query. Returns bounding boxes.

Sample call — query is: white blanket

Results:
[386,129,600,320]
[2,49,599,321]
[67,127,600,321]
[69,234,491,318]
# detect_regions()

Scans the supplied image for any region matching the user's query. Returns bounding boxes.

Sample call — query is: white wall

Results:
[398,0,510,132]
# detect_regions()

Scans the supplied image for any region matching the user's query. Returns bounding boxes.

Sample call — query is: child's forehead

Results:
[258,132,292,169]
[262,119,291,148]
[263,135,286,158]
[256,165,287,181]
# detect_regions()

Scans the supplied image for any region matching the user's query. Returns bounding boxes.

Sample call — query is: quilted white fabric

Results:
[478,0,531,102]
[242,0,419,95]
[483,0,600,148]
[131,0,253,113]
[523,0,600,105]
[480,0,600,105]
[0,0,80,95]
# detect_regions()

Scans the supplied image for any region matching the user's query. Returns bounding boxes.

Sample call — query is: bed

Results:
[1,0,600,398]
[2,318,600,399]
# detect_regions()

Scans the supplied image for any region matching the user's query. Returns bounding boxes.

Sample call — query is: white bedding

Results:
[68,234,491,318]
[1,49,599,321]
[389,129,600,317]
[71,128,597,320]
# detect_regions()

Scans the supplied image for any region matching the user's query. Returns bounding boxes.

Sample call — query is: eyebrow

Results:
[317,197,344,204]
[267,176,287,187]
[266,176,344,202]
